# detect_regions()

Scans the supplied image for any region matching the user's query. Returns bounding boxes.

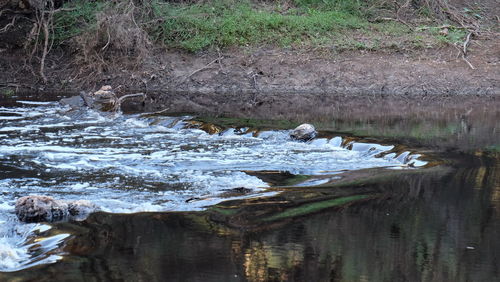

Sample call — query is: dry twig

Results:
[176,57,221,86]
[452,35,475,70]
[0,16,17,33]
[139,107,171,118]
[463,32,472,56]
[111,93,145,111]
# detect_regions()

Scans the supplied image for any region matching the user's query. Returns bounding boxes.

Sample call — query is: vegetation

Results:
[147,0,369,51]
[52,0,478,53]
[52,1,107,44]
[1,88,15,98]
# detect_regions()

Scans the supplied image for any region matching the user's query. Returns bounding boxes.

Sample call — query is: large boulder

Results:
[15,195,96,223]
[290,123,317,141]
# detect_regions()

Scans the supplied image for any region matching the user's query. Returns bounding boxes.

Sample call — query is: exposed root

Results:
[0,16,18,33]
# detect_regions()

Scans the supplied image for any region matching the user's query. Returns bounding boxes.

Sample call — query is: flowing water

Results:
[0,100,428,274]
[1,95,499,282]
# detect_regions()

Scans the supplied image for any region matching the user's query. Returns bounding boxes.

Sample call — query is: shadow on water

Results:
[1,152,498,282]
[0,94,499,281]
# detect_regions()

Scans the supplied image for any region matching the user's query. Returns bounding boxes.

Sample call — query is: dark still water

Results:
[1,95,499,282]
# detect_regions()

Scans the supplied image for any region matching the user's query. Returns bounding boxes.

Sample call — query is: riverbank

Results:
[1,0,499,98]
[2,40,499,95]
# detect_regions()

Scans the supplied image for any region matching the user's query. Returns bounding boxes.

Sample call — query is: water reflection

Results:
[1,153,498,281]
[0,94,498,281]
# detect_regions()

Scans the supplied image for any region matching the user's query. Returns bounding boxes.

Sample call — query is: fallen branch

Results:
[117,93,145,103]
[461,32,475,70]
[462,54,475,70]
[0,16,17,33]
[176,57,220,86]
[139,108,171,118]
[416,24,467,31]
[112,92,145,111]
[44,7,76,14]
[395,0,413,29]
[452,39,475,70]
[40,17,50,83]
[216,48,226,74]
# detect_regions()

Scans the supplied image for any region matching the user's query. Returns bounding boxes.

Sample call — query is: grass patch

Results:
[1,88,15,98]
[149,0,365,52]
[52,0,468,53]
[263,194,370,221]
[53,0,108,44]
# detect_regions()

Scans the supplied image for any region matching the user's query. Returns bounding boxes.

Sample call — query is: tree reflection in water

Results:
[2,152,498,282]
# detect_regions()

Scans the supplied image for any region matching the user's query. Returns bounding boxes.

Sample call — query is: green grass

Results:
[292,0,362,14]
[53,0,108,44]
[1,88,15,98]
[149,0,365,52]
[52,0,467,52]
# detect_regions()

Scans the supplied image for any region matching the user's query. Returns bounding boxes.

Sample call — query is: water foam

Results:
[0,101,428,271]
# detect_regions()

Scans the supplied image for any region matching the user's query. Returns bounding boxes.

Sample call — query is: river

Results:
[0,95,499,281]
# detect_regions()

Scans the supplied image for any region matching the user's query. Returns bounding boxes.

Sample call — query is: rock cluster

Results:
[290,123,317,141]
[15,195,96,223]
[60,85,145,113]
[82,85,118,112]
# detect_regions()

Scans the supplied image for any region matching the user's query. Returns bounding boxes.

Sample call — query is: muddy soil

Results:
[2,38,499,95]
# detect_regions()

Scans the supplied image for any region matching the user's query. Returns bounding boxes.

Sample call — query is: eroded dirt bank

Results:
[2,39,499,96]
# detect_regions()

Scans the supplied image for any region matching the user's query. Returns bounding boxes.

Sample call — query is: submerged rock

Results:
[59,95,85,110]
[290,123,317,141]
[220,187,253,198]
[15,195,96,223]
[59,85,117,112]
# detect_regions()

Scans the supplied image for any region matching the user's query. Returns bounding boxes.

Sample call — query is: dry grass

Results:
[73,1,151,75]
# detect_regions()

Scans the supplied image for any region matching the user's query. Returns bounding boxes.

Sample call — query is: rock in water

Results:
[290,123,317,141]
[15,195,65,222]
[15,195,96,223]
[59,95,85,110]
[87,85,117,112]
[67,200,96,220]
